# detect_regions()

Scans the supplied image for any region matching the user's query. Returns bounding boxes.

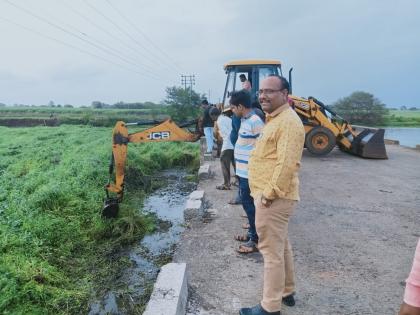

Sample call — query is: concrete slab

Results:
[385,139,400,145]
[184,199,202,221]
[198,164,211,180]
[143,263,188,315]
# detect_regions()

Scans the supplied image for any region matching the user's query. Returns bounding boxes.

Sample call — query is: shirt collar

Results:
[242,109,255,120]
[265,103,289,122]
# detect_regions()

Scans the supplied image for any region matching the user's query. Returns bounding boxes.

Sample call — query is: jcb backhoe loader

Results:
[102,119,201,218]
[222,59,387,159]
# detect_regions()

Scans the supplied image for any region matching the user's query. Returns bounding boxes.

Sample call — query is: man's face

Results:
[258,77,288,114]
[230,104,244,118]
[210,114,218,121]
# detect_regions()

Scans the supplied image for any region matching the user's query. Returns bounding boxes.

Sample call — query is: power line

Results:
[42,3,160,75]
[0,15,160,80]
[82,0,170,70]
[61,0,156,66]
[104,0,182,74]
[2,0,161,79]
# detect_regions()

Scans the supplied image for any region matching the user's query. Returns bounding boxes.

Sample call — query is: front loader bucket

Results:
[350,128,388,159]
[102,198,119,218]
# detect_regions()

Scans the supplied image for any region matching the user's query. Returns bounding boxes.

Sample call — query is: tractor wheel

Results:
[305,126,336,156]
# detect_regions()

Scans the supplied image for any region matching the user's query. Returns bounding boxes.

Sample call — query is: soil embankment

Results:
[175,145,420,315]
[0,118,59,127]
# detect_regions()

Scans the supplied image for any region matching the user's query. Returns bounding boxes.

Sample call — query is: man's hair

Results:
[239,74,246,80]
[209,107,220,117]
[230,90,251,108]
[201,99,209,105]
[268,75,290,94]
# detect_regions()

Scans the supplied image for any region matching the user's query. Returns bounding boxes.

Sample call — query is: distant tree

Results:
[164,86,204,122]
[400,105,407,110]
[91,101,103,109]
[64,104,73,108]
[48,100,55,107]
[0,103,5,107]
[332,91,389,126]
[409,107,418,111]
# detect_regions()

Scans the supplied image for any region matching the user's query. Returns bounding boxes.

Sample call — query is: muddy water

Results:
[89,169,196,315]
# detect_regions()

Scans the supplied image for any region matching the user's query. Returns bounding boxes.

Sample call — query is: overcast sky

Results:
[0,0,419,107]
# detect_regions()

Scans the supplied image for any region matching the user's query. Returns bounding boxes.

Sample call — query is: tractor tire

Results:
[305,126,336,156]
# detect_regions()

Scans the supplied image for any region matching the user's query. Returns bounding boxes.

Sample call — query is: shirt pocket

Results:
[257,131,277,158]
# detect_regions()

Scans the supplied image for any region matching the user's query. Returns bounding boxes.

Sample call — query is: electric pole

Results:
[181,74,195,105]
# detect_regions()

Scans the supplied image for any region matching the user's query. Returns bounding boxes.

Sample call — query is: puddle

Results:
[89,169,196,314]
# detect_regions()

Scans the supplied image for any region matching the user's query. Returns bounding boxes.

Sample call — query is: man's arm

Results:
[230,115,240,145]
[262,120,304,200]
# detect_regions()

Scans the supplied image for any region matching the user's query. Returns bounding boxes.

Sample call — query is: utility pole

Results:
[181,74,195,105]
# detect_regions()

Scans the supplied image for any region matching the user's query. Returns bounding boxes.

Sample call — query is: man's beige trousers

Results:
[255,196,297,312]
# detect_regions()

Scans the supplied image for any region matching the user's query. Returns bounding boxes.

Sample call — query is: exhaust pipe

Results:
[288,67,293,94]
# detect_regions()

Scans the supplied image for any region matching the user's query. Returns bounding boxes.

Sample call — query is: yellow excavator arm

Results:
[103,119,201,218]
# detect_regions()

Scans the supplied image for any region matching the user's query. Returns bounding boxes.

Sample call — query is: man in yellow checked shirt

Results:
[240,75,305,315]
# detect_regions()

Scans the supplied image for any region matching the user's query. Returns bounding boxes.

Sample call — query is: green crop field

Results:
[385,110,420,127]
[0,106,169,127]
[0,125,199,314]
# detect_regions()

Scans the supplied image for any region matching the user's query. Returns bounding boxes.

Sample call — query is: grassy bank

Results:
[0,125,199,314]
[0,107,168,127]
[384,110,420,127]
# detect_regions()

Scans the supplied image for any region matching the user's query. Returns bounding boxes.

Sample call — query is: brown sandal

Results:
[234,234,250,242]
[216,184,231,190]
[237,241,258,254]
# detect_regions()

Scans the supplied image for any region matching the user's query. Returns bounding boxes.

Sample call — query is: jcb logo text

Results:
[148,131,170,140]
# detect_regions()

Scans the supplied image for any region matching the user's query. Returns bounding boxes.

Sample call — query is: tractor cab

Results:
[222,60,283,109]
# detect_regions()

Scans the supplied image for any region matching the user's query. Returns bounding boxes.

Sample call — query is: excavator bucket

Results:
[102,198,119,218]
[349,128,388,159]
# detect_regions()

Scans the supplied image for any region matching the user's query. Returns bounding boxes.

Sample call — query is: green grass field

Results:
[0,106,169,127]
[385,110,420,127]
[0,125,199,314]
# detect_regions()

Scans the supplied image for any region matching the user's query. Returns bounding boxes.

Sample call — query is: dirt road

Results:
[174,145,420,315]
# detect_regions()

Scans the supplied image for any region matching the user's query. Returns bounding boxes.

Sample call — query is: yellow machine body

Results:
[222,60,387,159]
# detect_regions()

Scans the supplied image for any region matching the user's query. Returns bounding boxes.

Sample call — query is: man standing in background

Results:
[240,74,252,91]
[201,99,214,153]
[230,90,264,254]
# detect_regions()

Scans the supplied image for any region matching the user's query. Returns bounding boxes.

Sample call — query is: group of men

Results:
[205,75,306,315]
[200,75,420,315]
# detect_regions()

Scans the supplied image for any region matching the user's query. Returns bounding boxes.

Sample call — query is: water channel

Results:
[89,169,196,314]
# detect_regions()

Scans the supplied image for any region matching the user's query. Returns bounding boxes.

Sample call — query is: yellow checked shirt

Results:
[249,103,305,201]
